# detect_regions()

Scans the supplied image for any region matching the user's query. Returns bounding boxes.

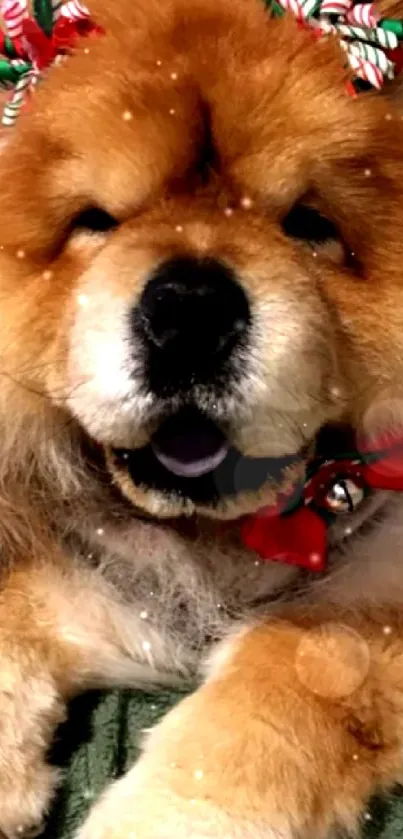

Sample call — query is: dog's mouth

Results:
[112,407,305,508]
[151,410,230,478]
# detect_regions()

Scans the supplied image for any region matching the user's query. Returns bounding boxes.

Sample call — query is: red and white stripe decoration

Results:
[278,0,306,19]
[60,0,89,21]
[1,0,27,38]
[346,2,379,26]
[0,0,95,125]
[319,0,351,15]
[272,0,403,92]
[2,67,35,125]
[348,51,383,86]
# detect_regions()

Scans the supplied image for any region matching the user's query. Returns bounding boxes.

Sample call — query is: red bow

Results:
[16,15,102,71]
[240,438,403,573]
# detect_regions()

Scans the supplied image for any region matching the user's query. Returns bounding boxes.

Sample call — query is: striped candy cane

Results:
[1,0,27,38]
[337,23,398,48]
[347,51,384,85]
[345,2,379,26]
[267,0,403,92]
[319,0,351,16]
[2,67,33,125]
[0,0,98,126]
[344,38,393,71]
[278,0,305,19]
[60,0,89,21]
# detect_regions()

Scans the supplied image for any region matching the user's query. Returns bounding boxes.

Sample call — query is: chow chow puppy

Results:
[1,0,403,836]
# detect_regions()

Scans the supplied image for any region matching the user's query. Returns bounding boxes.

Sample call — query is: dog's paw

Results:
[0,670,66,839]
[76,764,267,839]
[0,762,58,839]
[75,770,211,839]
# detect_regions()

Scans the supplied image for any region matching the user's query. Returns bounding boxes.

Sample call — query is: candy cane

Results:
[319,0,352,17]
[346,38,393,72]
[347,51,384,86]
[60,0,89,21]
[268,0,403,92]
[278,0,306,20]
[1,0,27,38]
[345,2,379,26]
[2,68,32,125]
[337,23,398,48]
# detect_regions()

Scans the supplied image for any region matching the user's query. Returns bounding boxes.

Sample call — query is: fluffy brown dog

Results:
[1,0,403,836]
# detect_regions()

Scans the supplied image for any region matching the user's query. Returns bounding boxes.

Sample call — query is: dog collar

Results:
[241,434,403,572]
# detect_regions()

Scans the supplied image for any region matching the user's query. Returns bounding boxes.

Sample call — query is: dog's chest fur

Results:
[68,492,403,683]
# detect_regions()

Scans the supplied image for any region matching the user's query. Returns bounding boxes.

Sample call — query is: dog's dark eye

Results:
[72,207,118,233]
[282,204,338,243]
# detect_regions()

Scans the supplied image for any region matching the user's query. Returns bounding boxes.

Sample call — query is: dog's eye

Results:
[281,203,350,266]
[72,207,118,233]
[282,204,338,243]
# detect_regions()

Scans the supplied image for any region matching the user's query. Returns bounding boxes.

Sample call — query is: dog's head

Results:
[1,0,403,523]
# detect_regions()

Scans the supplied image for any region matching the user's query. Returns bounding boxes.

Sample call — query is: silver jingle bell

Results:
[325,478,365,514]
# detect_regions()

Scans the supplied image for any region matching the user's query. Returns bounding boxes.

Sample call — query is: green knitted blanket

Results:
[42,688,187,838]
[41,687,403,839]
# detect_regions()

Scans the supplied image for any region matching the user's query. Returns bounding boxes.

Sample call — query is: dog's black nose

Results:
[134,256,250,394]
[139,256,249,353]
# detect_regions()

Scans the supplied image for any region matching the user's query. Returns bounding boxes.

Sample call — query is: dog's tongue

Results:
[151,411,229,478]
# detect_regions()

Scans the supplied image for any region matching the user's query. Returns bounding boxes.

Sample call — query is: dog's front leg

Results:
[78,609,403,839]
[0,556,160,839]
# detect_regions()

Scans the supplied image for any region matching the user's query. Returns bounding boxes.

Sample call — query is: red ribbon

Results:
[12,13,103,71]
[240,438,403,573]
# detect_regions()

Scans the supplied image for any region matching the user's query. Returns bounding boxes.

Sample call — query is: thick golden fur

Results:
[1,0,403,836]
